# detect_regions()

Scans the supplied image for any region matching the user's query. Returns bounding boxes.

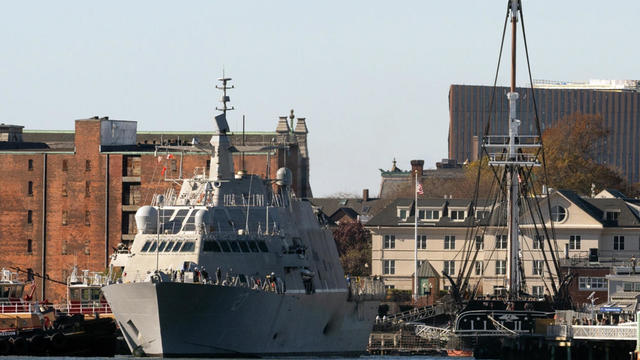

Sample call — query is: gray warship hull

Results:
[103,282,379,357]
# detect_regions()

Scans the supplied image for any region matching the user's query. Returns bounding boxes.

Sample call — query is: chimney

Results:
[363,189,369,202]
[410,160,424,175]
[275,116,290,133]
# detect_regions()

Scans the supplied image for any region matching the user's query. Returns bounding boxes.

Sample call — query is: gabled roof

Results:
[307,197,391,223]
[417,260,439,278]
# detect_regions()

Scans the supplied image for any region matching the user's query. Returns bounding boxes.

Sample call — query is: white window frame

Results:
[578,277,607,290]
[496,235,507,249]
[533,235,544,250]
[569,235,581,250]
[532,260,544,275]
[475,261,483,275]
[383,235,396,249]
[444,235,456,250]
[495,260,506,275]
[443,260,455,276]
[475,235,484,250]
[614,235,625,251]
[532,286,544,297]
[551,205,567,222]
[417,235,427,249]
[450,210,465,221]
[383,260,395,275]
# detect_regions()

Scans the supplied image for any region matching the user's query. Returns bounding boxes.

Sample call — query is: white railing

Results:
[55,302,111,315]
[547,324,637,341]
[0,302,34,314]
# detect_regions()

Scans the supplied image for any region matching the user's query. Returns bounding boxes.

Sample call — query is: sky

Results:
[1,1,639,197]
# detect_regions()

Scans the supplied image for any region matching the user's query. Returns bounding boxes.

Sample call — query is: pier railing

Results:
[548,324,637,341]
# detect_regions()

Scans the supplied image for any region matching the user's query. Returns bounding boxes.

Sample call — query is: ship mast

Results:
[485,0,540,300]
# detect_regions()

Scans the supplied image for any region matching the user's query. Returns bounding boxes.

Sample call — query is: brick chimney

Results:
[410,160,424,176]
[363,189,369,202]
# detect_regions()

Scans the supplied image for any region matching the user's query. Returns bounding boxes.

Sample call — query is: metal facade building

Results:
[448,84,640,184]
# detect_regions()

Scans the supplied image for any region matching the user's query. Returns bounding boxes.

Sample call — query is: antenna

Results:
[216,73,235,116]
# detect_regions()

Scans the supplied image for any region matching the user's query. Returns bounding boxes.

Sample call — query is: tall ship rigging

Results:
[444,0,573,356]
[102,77,385,357]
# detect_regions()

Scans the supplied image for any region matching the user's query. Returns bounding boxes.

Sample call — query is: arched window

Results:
[551,206,567,222]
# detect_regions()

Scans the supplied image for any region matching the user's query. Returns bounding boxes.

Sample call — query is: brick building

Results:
[0,113,311,302]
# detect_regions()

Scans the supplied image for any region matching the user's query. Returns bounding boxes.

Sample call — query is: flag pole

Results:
[414,170,418,302]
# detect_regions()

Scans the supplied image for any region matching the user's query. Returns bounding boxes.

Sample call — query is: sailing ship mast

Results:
[485,0,540,300]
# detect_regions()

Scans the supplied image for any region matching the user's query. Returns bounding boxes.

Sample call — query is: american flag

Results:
[416,183,424,195]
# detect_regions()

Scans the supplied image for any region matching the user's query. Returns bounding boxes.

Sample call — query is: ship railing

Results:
[347,277,386,302]
[0,301,34,314]
[547,324,637,341]
[55,301,111,315]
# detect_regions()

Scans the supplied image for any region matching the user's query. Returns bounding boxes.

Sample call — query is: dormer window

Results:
[418,209,440,221]
[397,208,409,220]
[475,210,490,220]
[606,211,620,221]
[450,210,465,221]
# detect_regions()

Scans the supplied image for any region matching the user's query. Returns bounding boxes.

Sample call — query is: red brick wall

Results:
[560,266,609,307]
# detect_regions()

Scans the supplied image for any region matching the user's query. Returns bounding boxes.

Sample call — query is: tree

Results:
[539,112,626,195]
[332,222,371,276]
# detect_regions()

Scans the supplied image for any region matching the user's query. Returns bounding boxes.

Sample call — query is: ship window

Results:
[157,241,167,252]
[230,241,241,253]
[181,242,195,252]
[248,241,259,253]
[81,288,90,301]
[172,242,183,252]
[164,241,175,252]
[219,241,231,252]
[239,241,250,253]
[91,289,101,301]
[149,241,158,252]
[257,241,269,252]
[203,241,222,252]
[182,212,196,232]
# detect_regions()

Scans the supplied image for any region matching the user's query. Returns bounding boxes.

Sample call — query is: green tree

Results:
[332,222,371,276]
[539,112,626,195]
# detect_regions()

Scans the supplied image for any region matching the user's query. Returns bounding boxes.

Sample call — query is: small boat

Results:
[447,348,473,357]
[61,266,111,316]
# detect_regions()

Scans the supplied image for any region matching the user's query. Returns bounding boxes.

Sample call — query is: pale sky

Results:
[1,1,638,197]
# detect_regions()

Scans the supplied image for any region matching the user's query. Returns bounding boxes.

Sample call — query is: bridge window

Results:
[141,241,151,252]
[171,241,182,252]
[180,242,195,252]
[203,241,222,252]
[257,241,269,252]
[219,241,231,252]
[157,241,167,252]
[164,241,175,252]
[239,241,250,253]
[149,241,158,252]
[230,241,241,253]
[248,241,259,253]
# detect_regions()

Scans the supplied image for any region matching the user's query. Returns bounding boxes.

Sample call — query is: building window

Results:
[417,235,427,249]
[578,277,607,290]
[569,235,581,250]
[27,239,32,254]
[532,260,544,275]
[27,181,33,196]
[443,260,455,276]
[533,235,544,249]
[493,286,507,296]
[495,260,506,275]
[475,235,484,250]
[62,211,68,226]
[84,211,91,226]
[551,206,566,222]
[419,209,439,220]
[27,210,32,224]
[444,235,455,249]
[62,240,68,255]
[85,181,91,197]
[475,261,483,275]
[614,235,625,250]
[385,285,395,290]
[85,160,91,171]
[475,210,490,220]
[28,159,33,171]
[496,235,507,249]
[450,210,465,220]
[383,260,395,275]
[84,240,90,255]
[62,183,68,197]
[532,286,544,297]
[622,282,640,292]
[170,159,177,171]
[383,235,395,249]
[606,211,620,221]
[62,160,68,172]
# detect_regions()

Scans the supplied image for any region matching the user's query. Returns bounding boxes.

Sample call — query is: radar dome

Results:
[276,167,292,186]
[135,206,158,234]
[195,209,209,233]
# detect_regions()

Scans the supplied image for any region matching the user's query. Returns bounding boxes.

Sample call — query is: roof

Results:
[307,197,391,224]
[417,260,439,278]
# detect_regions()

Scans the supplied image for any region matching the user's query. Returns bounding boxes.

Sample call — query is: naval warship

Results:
[102,77,385,357]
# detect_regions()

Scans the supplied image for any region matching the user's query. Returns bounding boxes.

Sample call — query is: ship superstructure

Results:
[102,77,384,357]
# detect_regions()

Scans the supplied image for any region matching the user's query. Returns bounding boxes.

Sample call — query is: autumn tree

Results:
[539,112,626,195]
[332,222,371,276]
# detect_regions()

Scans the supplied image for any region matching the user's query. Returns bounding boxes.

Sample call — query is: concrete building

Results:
[0,113,311,302]
[367,189,640,306]
[448,80,640,184]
